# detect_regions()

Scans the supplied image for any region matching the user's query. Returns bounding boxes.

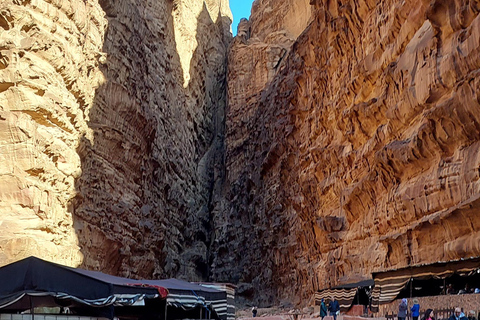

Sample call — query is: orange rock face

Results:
[220,0,480,306]
[2,0,480,309]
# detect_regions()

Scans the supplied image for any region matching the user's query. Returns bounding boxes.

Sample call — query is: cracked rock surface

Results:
[220,0,480,305]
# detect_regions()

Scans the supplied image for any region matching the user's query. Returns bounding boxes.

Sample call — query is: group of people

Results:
[445,283,480,295]
[319,297,340,320]
[398,298,478,320]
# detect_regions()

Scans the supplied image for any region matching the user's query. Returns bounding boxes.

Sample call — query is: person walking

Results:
[328,297,340,320]
[320,298,328,320]
[398,298,408,320]
[411,298,420,320]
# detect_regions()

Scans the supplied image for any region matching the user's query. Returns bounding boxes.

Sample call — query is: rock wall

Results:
[0,0,232,280]
[0,0,106,266]
[222,0,480,306]
[2,0,480,310]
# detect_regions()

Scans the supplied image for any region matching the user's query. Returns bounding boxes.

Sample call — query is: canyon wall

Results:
[0,0,232,280]
[222,0,480,306]
[0,0,106,266]
[2,0,480,310]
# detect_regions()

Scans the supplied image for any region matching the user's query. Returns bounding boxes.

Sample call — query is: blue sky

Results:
[230,0,255,36]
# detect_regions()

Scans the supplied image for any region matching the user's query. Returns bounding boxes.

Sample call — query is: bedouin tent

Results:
[0,257,229,320]
[195,283,235,320]
[145,279,229,320]
[371,256,480,310]
[315,279,374,312]
[0,256,167,319]
[64,263,228,319]
[71,268,229,320]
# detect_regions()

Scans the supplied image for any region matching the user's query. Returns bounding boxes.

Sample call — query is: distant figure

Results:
[411,298,420,320]
[328,296,340,320]
[320,298,328,320]
[459,284,472,294]
[252,306,258,318]
[446,284,456,295]
[398,298,408,320]
[448,307,468,320]
[422,309,435,320]
[467,310,477,320]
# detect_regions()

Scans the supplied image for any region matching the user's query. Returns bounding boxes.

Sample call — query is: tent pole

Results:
[410,278,413,299]
[165,304,168,320]
[29,295,34,320]
[200,307,202,320]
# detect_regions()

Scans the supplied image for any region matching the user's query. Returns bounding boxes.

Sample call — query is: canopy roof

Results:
[71,266,229,320]
[0,256,165,313]
[333,279,374,289]
[315,279,374,311]
[143,279,228,319]
[371,256,480,307]
[0,257,228,320]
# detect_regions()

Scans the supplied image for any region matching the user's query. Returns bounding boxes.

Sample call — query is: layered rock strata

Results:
[0,0,107,265]
[0,0,232,279]
[222,0,480,306]
[2,0,480,310]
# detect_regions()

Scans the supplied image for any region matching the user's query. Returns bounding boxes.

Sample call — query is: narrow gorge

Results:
[1,0,480,308]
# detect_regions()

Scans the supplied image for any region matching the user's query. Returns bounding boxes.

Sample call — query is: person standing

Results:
[329,297,340,320]
[411,298,420,320]
[446,284,456,294]
[320,298,328,320]
[449,308,468,320]
[252,306,258,317]
[398,298,408,320]
[467,310,477,320]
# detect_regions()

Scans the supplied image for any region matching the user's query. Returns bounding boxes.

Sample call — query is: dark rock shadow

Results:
[72,0,231,281]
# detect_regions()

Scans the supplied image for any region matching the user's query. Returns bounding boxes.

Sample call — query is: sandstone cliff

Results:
[2,0,480,310]
[0,0,232,279]
[0,0,107,265]
[222,0,480,306]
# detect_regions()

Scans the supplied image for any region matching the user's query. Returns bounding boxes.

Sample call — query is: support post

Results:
[29,295,34,320]
[410,278,413,299]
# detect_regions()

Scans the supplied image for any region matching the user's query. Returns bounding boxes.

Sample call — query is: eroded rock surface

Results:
[0,0,232,279]
[0,0,106,266]
[2,0,480,309]
[221,0,480,306]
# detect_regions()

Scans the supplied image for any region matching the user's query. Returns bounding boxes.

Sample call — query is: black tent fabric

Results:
[70,275,228,319]
[0,256,112,302]
[371,256,480,309]
[0,257,229,320]
[0,257,164,319]
[68,265,227,318]
[194,283,235,320]
[142,279,228,320]
[333,279,374,289]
